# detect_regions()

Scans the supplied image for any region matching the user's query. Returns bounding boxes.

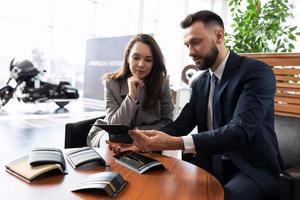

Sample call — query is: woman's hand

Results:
[127,76,144,101]
[105,140,142,154]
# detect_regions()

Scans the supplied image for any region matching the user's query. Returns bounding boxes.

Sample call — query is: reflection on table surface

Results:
[1,147,224,200]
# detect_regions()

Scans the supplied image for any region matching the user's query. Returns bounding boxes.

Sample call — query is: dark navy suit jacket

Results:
[161,51,283,199]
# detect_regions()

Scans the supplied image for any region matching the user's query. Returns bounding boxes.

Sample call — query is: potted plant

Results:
[225,0,300,53]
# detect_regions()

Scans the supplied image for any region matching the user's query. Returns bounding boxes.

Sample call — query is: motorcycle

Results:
[0,59,79,108]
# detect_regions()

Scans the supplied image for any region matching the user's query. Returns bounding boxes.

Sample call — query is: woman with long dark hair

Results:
[87,34,174,147]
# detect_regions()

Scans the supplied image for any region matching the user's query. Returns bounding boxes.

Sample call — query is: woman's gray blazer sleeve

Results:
[105,80,139,126]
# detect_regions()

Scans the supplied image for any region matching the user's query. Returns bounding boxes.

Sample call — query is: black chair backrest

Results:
[275,116,300,169]
[65,117,100,148]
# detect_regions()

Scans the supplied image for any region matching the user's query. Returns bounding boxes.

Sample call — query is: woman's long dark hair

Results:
[103,34,167,111]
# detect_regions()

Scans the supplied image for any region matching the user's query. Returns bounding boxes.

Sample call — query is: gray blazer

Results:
[87,77,174,147]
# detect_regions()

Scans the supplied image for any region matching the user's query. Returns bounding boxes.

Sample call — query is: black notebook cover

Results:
[65,147,107,168]
[72,172,127,198]
[28,147,66,172]
[113,151,165,174]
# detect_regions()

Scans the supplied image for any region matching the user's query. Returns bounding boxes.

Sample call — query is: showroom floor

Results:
[0,98,106,161]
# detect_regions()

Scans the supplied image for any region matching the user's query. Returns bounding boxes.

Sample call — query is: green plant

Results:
[225,0,300,53]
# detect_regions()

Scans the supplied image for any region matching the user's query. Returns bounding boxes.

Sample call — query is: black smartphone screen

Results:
[93,124,133,144]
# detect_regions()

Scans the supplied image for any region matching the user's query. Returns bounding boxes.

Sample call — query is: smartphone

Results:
[93,124,133,144]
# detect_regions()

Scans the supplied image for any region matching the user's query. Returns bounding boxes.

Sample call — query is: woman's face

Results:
[128,41,153,80]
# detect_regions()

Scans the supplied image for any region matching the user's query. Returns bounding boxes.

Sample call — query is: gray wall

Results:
[83,36,132,100]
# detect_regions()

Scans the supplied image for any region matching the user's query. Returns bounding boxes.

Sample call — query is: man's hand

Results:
[129,130,184,151]
[105,140,141,154]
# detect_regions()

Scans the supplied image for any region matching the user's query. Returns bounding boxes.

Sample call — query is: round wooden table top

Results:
[1,148,224,200]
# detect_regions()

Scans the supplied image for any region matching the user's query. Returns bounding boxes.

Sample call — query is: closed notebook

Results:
[65,147,107,169]
[28,147,66,171]
[113,151,165,174]
[5,156,66,183]
[72,172,127,198]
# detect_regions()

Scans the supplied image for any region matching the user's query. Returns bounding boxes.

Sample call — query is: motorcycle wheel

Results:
[55,101,70,108]
[0,86,14,106]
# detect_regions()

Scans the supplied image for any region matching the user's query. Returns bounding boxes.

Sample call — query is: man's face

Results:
[183,21,219,70]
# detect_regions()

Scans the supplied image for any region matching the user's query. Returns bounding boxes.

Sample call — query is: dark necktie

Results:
[212,74,221,129]
[211,74,223,182]
[207,74,220,130]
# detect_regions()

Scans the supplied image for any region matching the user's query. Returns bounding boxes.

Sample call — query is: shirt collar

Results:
[209,51,230,81]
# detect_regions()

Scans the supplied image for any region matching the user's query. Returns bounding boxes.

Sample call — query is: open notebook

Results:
[5,156,66,182]
[72,172,127,197]
[65,147,107,168]
[113,151,165,174]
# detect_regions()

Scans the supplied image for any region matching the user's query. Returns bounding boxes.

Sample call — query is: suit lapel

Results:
[197,72,211,129]
[220,51,241,90]
[120,79,129,101]
[214,51,242,127]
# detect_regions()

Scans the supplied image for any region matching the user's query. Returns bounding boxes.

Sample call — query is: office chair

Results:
[275,116,300,200]
[64,115,105,148]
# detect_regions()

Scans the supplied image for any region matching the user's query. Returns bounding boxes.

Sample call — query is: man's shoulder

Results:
[190,70,209,87]
[227,52,271,78]
[235,52,269,69]
[230,52,275,82]
[195,69,209,79]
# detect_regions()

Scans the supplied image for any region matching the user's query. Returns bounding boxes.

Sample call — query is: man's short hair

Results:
[180,10,224,30]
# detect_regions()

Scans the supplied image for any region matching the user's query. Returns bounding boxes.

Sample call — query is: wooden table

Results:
[1,148,224,200]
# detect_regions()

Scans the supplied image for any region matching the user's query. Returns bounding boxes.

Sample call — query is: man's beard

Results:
[196,44,219,70]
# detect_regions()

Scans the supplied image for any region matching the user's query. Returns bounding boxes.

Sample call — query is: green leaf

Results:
[288,43,295,49]
[289,26,297,32]
[288,34,296,41]
[227,0,299,53]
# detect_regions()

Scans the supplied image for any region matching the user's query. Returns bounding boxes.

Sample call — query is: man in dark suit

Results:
[107,10,283,200]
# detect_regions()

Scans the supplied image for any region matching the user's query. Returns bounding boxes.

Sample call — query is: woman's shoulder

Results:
[104,78,122,87]
[160,76,171,91]
[103,79,117,92]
